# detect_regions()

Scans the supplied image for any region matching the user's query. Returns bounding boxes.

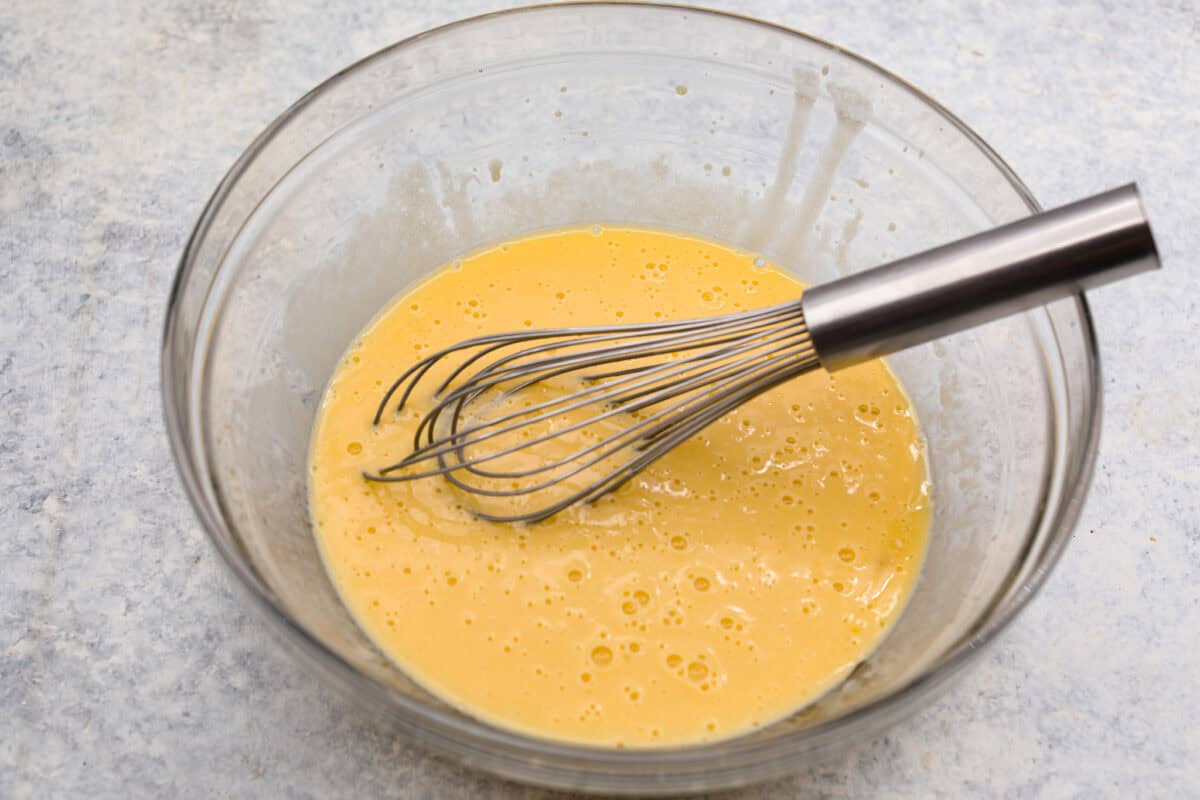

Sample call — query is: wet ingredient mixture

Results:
[309,227,931,747]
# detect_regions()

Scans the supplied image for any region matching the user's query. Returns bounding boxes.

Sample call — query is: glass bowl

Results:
[162,4,1100,794]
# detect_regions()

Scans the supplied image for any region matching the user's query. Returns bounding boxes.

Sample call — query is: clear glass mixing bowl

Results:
[162,4,1101,794]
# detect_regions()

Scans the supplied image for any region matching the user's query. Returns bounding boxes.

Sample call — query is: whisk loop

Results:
[363,300,820,522]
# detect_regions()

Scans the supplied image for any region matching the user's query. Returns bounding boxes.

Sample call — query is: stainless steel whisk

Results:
[365,184,1159,522]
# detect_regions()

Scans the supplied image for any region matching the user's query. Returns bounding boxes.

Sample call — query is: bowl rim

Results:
[161,0,1102,787]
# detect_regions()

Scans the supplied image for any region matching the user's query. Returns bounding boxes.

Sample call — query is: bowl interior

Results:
[166,4,1094,791]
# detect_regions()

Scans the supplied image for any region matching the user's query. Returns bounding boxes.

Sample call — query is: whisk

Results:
[365,184,1159,522]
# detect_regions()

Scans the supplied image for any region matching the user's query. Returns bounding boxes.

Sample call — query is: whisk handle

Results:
[800,183,1160,371]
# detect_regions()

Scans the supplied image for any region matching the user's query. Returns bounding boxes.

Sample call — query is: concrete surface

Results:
[2,1,1197,796]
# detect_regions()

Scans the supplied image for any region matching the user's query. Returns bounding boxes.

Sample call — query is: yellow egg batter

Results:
[309,227,931,747]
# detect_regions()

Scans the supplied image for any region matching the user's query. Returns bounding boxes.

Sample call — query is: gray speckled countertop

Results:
[3,1,1198,796]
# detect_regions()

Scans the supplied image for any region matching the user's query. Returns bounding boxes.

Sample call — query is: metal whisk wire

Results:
[363,299,820,521]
